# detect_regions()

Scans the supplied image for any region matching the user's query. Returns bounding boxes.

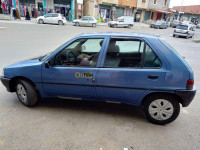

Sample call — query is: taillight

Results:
[186,31,189,34]
[187,80,194,90]
[62,17,65,20]
[174,29,176,32]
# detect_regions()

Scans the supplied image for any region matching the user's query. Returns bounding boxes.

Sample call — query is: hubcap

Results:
[16,84,27,103]
[148,99,174,121]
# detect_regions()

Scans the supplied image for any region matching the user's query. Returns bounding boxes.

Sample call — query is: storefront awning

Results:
[150,9,173,14]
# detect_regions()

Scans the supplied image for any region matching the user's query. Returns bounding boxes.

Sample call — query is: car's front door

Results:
[79,17,89,26]
[42,37,107,99]
[96,37,166,105]
[44,14,52,23]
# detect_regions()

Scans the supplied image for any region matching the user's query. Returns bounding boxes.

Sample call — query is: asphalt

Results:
[0,22,200,150]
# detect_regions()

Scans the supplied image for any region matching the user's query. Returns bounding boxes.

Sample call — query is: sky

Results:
[169,0,200,8]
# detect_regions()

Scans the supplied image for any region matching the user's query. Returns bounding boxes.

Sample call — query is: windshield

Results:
[177,25,188,30]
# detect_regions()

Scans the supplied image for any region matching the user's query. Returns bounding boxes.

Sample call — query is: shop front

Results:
[0,0,13,15]
[114,7,124,19]
[19,0,36,17]
[54,0,71,20]
[99,5,111,20]
[150,9,173,22]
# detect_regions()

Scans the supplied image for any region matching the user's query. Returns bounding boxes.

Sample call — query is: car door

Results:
[42,37,108,99]
[89,17,94,26]
[95,37,166,105]
[79,17,89,26]
[51,14,59,24]
[44,14,52,23]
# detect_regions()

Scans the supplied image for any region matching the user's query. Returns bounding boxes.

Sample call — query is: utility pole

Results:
[75,0,77,19]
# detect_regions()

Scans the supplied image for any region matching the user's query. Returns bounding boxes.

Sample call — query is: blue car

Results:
[0,32,196,125]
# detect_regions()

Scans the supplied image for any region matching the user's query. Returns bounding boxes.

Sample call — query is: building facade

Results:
[136,0,150,22]
[83,0,137,22]
[172,5,200,23]
[148,0,172,22]
[0,0,83,22]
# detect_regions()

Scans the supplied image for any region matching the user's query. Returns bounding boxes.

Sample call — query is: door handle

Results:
[148,75,159,79]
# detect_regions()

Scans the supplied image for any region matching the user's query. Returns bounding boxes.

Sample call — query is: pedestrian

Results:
[12,8,17,20]
[25,8,30,20]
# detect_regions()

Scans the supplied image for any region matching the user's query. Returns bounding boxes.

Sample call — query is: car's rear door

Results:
[42,36,108,99]
[95,37,166,105]
[51,14,59,24]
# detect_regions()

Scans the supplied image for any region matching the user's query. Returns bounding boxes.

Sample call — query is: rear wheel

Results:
[128,24,131,29]
[143,94,180,125]
[15,79,38,107]
[186,35,189,39]
[58,20,64,25]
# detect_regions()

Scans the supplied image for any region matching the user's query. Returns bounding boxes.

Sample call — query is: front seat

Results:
[104,41,121,67]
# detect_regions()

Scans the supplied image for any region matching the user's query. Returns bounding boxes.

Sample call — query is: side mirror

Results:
[44,15,47,18]
[45,61,51,68]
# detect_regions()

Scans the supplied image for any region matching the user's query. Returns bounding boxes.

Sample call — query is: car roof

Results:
[77,32,159,39]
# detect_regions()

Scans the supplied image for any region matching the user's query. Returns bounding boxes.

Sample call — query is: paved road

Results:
[0,23,200,150]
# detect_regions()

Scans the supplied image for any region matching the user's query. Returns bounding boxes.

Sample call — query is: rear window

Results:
[177,25,188,30]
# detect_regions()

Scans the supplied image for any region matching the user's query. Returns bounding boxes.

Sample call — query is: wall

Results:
[148,0,170,10]
[98,0,118,5]
[118,0,137,7]
[46,0,54,9]
[137,0,150,9]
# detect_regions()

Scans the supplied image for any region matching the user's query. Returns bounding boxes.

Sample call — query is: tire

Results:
[186,35,189,39]
[114,24,117,28]
[75,22,79,26]
[92,23,96,27]
[128,24,131,29]
[173,34,175,37]
[38,19,44,24]
[143,94,180,125]
[15,79,38,107]
[58,20,63,25]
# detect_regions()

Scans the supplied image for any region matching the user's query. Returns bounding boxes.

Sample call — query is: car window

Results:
[89,17,94,21]
[52,14,58,17]
[82,17,88,21]
[46,14,52,17]
[143,44,161,68]
[54,38,104,67]
[177,25,188,30]
[103,39,144,68]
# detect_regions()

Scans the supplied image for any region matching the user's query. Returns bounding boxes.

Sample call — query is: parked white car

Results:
[108,16,134,28]
[73,16,97,27]
[36,13,66,25]
[181,21,196,30]
[173,24,194,39]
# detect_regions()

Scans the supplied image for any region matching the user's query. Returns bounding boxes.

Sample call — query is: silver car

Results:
[73,16,97,27]
[173,25,194,39]
[36,13,67,25]
[150,21,168,29]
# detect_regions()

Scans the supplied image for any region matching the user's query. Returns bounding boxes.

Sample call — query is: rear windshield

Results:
[177,25,188,30]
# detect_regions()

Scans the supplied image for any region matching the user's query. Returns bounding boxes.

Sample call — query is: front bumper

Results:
[176,88,196,107]
[0,76,11,92]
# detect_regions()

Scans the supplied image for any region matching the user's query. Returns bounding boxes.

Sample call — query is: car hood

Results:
[109,21,117,24]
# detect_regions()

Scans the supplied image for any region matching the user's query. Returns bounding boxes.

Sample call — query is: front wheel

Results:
[92,23,96,27]
[113,24,117,28]
[75,22,79,26]
[38,19,44,24]
[143,94,180,125]
[15,80,38,107]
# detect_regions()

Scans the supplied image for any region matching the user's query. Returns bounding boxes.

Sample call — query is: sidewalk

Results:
[0,17,149,28]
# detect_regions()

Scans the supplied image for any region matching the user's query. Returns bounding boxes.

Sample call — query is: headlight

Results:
[0,69,4,77]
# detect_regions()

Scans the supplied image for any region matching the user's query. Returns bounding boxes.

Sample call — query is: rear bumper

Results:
[0,77,11,92]
[176,88,196,107]
[174,32,188,37]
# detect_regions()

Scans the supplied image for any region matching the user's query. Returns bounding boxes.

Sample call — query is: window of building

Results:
[164,0,167,6]
[54,38,104,67]
[153,0,157,5]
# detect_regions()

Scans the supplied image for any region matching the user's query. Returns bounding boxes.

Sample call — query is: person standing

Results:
[25,8,30,20]
[12,8,17,20]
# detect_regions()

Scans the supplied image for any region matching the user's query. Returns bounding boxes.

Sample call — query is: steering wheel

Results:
[66,51,77,63]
